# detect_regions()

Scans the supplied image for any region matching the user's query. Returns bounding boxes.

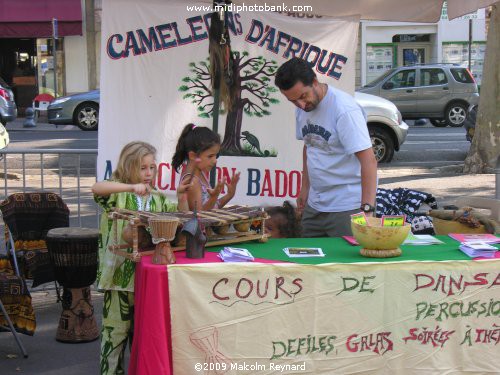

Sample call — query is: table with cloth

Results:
[129,237,500,375]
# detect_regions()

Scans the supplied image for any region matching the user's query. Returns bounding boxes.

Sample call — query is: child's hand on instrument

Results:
[225,171,240,198]
[132,183,150,196]
[207,179,224,199]
[177,177,194,195]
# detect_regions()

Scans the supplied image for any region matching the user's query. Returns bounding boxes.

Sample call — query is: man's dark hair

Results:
[274,58,316,90]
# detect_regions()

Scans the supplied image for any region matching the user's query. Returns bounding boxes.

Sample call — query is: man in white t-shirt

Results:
[275,58,378,237]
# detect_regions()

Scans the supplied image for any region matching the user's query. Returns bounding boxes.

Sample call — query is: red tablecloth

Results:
[128,252,276,375]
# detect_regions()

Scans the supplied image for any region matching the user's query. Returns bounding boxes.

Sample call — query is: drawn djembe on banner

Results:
[148,216,179,265]
[189,327,232,375]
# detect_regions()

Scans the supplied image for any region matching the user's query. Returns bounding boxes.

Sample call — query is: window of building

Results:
[442,42,485,85]
[36,38,65,97]
[366,44,395,85]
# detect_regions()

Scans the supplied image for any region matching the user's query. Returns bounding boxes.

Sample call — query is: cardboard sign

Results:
[351,212,368,225]
[381,215,406,227]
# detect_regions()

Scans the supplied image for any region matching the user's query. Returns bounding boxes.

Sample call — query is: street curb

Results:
[432,164,464,173]
[7,125,77,132]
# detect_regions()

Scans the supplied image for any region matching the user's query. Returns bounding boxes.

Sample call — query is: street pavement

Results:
[0,286,105,375]
[0,117,497,374]
[5,116,76,132]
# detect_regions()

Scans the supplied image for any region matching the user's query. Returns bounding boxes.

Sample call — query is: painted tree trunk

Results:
[221,100,245,152]
[221,54,245,153]
[464,4,500,173]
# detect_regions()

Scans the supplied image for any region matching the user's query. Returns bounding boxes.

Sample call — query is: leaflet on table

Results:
[459,241,498,258]
[403,233,444,245]
[449,233,500,244]
[283,247,325,257]
[218,247,254,262]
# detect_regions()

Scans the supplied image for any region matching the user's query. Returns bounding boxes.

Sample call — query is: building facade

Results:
[0,1,487,111]
[0,0,99,110]
[359,4,486,88]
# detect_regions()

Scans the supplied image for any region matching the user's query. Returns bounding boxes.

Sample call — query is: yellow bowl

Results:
[351,217,410,251]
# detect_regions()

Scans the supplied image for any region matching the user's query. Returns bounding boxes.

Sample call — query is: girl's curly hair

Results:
[265,201,302,238]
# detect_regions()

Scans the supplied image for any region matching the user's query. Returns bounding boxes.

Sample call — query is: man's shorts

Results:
[301,204,360,237]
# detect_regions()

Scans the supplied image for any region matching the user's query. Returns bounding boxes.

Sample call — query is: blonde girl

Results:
[92,141,190,374]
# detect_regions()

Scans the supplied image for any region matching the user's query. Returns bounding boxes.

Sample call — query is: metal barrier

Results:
[0,148,99,227]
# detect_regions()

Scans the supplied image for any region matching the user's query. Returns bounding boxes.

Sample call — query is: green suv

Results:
[357,64,479,127]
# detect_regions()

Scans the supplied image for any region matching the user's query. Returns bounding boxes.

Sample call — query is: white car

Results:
[355,92,408,163]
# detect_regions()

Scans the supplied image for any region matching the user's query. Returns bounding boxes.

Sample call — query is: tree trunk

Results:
[221,54,245,153]
[221,102,244,152]
[463,4,500,173]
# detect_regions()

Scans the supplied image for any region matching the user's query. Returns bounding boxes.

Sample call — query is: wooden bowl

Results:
[233,222,250,232]
[351,217,410,257]
[212,224,230,235]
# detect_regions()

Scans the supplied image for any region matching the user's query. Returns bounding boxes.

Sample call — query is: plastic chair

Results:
[32,93,55,121]
[0,211,28,358]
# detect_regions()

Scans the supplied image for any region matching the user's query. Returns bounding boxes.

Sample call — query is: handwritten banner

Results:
[169,260,500,374]
[99,0,358,205]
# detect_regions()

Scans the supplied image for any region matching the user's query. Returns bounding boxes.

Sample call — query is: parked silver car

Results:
[0,77,17,126]
[355,92,408,163]
[47,90,99,131]
[358,64,479,127]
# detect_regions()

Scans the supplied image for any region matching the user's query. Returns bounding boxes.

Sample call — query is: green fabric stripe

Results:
[207,236,497,264]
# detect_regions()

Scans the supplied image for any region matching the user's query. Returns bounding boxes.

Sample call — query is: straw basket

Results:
[351,217,411,258]
[432,218,486,235]
[148,216,179,244]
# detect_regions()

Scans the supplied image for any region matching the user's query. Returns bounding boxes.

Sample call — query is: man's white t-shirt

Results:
[296,85,372,212]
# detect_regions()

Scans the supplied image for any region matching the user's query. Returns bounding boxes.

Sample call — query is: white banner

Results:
[169,260,500,374]
[99,0,359,205]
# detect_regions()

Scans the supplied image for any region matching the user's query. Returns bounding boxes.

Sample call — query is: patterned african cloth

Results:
[100,290,134,375]
[376,188,438,220]
[376,188,438,234]
[0,192,69,287]
[94,189,176,292]
[0,258,36,335]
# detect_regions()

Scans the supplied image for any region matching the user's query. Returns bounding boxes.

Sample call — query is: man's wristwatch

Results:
[360,203,375,213]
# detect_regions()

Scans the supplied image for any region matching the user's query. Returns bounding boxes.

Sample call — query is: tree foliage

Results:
[178,52,280,119]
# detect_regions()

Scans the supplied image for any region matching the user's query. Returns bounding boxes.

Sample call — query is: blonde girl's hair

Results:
[112,141,157,185]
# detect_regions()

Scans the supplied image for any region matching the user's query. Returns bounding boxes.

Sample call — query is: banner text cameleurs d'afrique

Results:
[169,260,500,374]
[99,0,358,205]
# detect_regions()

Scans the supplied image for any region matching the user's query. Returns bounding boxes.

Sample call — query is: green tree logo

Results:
[179,51,280,157]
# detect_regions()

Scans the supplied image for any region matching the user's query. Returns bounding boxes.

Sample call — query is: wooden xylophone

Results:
[108,205,269,261]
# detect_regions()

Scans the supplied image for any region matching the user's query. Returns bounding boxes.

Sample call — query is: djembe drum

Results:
[148,216,179,265]
[46,228,99,343]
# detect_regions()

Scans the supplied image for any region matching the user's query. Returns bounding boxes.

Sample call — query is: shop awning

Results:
[0,0,82,38]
